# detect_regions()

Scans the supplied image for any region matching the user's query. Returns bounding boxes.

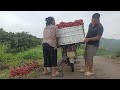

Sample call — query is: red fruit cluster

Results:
[9,61,39,77]
[56,19,84,29]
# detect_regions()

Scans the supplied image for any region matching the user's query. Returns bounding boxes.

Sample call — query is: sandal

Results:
[52,71,63,77]
[84,72,90,76]
[84,72,93,76]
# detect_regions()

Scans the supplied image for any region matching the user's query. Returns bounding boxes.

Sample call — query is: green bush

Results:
[115,50,120,57]
[0,44,8,53]
[57,48,62,60]
[96,48,110,56]
[0,44,14,63]
[76,48,84,56]
[0,28,42,53]
[0,69,9,79]
[16,45,43,60]
[0,44,43,66]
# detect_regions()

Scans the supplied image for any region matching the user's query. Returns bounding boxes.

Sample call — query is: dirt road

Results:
[25,56,120,79]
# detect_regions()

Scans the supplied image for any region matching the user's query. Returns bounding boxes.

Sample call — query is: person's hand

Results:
[83,38,90,43]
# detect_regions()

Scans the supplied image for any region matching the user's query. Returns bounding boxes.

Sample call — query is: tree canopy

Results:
[0,28,42,53]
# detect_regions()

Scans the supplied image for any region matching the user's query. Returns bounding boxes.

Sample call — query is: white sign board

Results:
[57,25,85,45]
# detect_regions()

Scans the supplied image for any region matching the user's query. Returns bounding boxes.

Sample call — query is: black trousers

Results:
[43,43,57,67]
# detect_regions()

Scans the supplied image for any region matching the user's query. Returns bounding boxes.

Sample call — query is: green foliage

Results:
[76,47,85,56]
[0,44,7,54]
[16,45,43,60]
[115,50,120,58]
[0,44,15,63]
[25,71,38,78]
[57,48,62,60]
[0,44,43,66]
[96,48,111,56]
[0,28,42,53]
[0,69,9,79]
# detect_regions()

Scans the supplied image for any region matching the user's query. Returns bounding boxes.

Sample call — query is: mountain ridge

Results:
[100,37,120,51]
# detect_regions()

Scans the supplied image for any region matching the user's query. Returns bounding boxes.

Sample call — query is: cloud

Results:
[0,11,32,32]
[0,11,120,39]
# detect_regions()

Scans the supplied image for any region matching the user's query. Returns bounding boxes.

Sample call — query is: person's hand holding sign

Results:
[83,38,90,43]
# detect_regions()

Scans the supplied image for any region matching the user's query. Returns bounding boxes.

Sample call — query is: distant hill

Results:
[38,37,120,52]
[100,38,120,52]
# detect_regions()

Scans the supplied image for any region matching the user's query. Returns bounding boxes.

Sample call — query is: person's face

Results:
[91,18,98,25]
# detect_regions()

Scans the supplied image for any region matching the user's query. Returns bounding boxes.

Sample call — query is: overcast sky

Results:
[0,11,120,39]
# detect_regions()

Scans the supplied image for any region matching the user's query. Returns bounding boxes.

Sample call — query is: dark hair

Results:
[92,13,100,19]
[45,17,54,26]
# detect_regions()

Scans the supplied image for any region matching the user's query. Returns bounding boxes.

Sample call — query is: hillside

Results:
[100,38,120,52]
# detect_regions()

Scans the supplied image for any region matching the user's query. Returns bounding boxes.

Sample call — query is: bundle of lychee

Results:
[56,19,84,29]
[9,61,39,77]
